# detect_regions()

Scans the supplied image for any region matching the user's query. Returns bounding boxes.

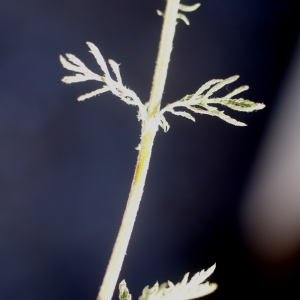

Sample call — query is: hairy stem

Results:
[96,1,180,300]
[148,0,180,117]
[97,120,158,300]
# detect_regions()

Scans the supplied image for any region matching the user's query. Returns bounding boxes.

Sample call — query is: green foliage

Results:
[118,265,217,300]
[60,45,264,133]
[119,280,132,300]
[59,42,146,120]
[159,75,265,131]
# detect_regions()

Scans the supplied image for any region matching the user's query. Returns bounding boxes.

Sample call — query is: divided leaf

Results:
[138,264,217,300]
[60,43,265,132]
[60,42,145,117]
[160,75,265,131]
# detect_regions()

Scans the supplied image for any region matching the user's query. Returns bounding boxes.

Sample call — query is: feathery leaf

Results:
[60,42,144,112]
[138,265,217,300]
[160,76,265,129]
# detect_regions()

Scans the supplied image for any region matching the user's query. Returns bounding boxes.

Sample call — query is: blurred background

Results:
[1,0,300,299]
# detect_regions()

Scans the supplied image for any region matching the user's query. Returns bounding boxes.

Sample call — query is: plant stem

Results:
[96,1,180,300]
[147,0,181,117]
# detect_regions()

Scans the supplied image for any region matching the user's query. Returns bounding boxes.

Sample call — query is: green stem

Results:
[96,1,180,300]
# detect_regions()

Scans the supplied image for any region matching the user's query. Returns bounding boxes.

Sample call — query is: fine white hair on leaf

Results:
[159,76,265,129]
[136,264,217,300]
[60,42,145,119]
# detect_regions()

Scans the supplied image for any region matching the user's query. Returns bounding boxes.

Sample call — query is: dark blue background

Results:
[0,0,299,299]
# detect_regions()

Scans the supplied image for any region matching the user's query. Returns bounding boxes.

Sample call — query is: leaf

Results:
[61,73,104,84]
[59,55,84,73]
[182,104,244,126]
[179,3,201,12]
[222,85,249,99]
[119,280,132,300]
[158,113,170,132]
[211,98,266,112]
[156,10,163,16]
[192,79,222,98]
[77,86,110,101]
[62,74,88,84]
[177,13,190,25]
[169,109,195,122]
[139,282,166,300]
[204,75,239,98]
[138,265,217,300]
[108,59,123,83]
[65,53,88,69]
[205,108,247,126]
[86,42,110,76]
[160,75,265,129]
[60,42,145,119]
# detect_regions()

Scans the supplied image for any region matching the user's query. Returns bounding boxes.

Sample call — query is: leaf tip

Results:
[156,9,163,16]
